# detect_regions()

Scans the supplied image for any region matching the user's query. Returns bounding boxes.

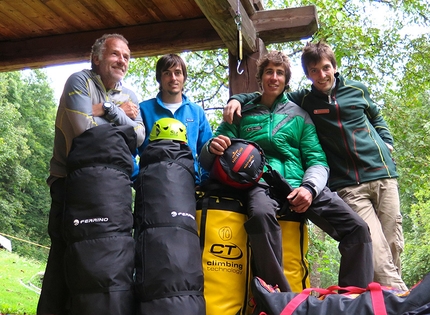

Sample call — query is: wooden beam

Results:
[229,38,267,96]
[194,0,257,56]
[252,0,264,11]
[252,5,318,43]
[241,0,264,17]
[0,18,223,72]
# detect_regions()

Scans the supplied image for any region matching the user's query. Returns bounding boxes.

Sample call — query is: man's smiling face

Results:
[306,57,336,94]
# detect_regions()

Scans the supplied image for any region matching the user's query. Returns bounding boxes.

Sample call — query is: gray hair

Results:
[90,34,128,69]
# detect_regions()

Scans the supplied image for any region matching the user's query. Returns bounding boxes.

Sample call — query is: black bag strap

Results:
[262,164,294,216]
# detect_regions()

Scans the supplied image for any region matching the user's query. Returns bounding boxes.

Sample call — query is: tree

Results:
[0,70,56,260]
[16,70,57,259]
[0,72,31,236]
[382,34,430,287]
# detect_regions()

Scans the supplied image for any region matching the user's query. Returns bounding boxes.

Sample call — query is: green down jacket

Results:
[202,93,328,195]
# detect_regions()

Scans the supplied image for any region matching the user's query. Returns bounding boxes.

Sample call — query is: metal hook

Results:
[237,59,244,75]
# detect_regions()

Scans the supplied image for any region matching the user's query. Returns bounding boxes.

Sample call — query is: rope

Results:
[0,232,50,250]
[235,0,244,74]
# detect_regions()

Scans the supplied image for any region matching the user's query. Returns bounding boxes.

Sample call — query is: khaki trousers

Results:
[337,178,407,290]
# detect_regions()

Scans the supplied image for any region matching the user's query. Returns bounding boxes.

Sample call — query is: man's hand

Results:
[385,142,394,152]
[209,135,231,155]
[223,99,242,124]
[287,187,313,213]
[93,103,105,117]
[119,101,139,119]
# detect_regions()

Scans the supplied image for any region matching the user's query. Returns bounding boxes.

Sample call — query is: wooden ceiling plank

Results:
[104,0,136,23]
[136,0,168,22]
[194,0,257,56]
[153,1,184,20]
[78,0,136,26]
[115,0,162,23]
[56,0,106,29]
[21,0,71,33]
[76,1,112,25]
[107,0,145,24]
[0,1,45,35]
[162,0,202,20]
[41,0,94,31]
[0,11,30,40]
[0,17,223,72]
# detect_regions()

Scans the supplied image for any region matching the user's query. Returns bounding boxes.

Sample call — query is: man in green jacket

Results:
[224,42,406,290]
[200,50,373,291]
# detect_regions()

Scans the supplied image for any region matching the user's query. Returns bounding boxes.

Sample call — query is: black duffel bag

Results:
[250,273,430,315]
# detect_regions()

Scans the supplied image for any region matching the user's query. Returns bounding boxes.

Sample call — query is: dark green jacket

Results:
[231,74,398,191]
[201,93,329,195]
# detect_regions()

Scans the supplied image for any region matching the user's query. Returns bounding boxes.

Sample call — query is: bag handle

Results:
[281,282,387,315]
[369,282,388,315]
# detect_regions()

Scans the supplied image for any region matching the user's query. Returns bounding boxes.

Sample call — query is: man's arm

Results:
[64,72,99,138]
[299,113,330,194]
[286,109,329,213]
[223,92,261,124]
[93,90,145,147]
[199,135,232,172]
[199,121,238,172]
[195,106,214,183]
[114,88,145,147]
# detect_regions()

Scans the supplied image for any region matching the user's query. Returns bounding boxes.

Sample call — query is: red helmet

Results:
[211,139,266,189]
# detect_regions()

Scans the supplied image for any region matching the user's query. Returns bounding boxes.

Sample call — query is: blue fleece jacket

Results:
[139,92,213,184]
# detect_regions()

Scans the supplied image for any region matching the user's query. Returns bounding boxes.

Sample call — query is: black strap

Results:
[299,219,309,290]
[70,284,133,295]
[140,290,203,302]
[262,164,294,215]
[165,158,195,180]
[65,231,131,246]
[68,163,130,178]
[141,222,198,237]
[144,157,195,181]
[199,196,209,250]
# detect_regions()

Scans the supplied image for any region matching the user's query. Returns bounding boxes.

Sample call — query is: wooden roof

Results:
[0,0,318,72]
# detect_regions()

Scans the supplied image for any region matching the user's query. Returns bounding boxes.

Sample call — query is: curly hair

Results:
[256,51,291,89]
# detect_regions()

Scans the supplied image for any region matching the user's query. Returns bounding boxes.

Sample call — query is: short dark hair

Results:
[256,51,291,89]
[90,34,128,69]
[156,54,188,87]
[301,41,337,76]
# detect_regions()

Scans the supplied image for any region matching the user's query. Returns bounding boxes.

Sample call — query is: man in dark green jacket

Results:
[201,50,373,291]
[224,42,406,290]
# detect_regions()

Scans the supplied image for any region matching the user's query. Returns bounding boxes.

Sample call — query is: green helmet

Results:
[149,118,187,143]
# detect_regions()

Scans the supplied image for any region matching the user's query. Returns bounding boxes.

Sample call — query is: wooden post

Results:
[228,38,267,96]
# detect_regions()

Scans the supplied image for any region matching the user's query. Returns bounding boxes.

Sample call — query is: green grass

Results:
[0,250,45,315]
